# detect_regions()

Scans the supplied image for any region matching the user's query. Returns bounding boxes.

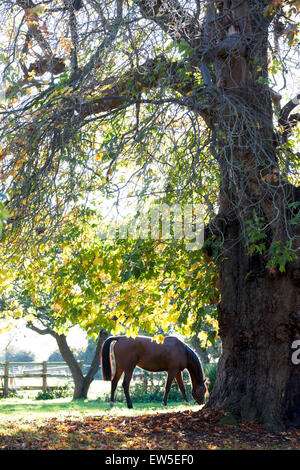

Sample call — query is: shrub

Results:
[0,391,22,399]
[35,384,73,400]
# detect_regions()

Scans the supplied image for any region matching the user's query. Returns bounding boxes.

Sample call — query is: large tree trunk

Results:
[207,218,300,431]
[28,323,108,399]
[203,0,300,430]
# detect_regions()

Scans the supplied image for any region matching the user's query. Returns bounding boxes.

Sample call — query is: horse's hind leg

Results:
[110,364,123,408]
[162,370,177,407]
[122,367,135,409]
[175,372,189,405]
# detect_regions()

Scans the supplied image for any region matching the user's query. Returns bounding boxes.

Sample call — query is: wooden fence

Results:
[0,361,84,396]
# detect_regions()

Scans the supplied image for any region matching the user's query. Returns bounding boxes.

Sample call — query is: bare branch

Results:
[278,93,300,142]
[136,0,200,45]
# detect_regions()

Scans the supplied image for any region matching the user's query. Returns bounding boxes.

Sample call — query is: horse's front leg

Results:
[162,370,177,407]
[175,371,189,405]
[122,368,135,409]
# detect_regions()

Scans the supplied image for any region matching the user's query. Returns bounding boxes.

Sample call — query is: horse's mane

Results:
[184,344,205,385]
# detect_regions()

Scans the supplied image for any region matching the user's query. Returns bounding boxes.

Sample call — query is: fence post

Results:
[4,361,9,397]
[42,361,47,392]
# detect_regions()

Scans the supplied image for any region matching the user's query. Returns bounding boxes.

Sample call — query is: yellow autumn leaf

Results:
[105,427,118,433]
[153,334,164,344]
[94,255,103,266]
[58,425,68,431]
[198,331,208,347]
[52,303,62,313]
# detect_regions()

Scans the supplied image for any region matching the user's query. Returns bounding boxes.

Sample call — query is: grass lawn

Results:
[0,396,196,421]
[0,377,200,421]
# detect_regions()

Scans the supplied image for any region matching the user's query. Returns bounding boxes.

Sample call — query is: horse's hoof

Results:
[162,403,167,407]
[184,401,189,405]
[110,401,114,408]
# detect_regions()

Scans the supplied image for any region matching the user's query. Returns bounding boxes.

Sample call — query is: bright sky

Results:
[0,320,88,361]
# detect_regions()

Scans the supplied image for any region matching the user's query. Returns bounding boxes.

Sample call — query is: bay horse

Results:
[100,335,210,408]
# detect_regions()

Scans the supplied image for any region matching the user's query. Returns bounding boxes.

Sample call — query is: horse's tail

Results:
[100,336,119,380]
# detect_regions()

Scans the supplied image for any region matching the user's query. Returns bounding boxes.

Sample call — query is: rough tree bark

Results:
[208,217,300,430]
[201,1,300,431]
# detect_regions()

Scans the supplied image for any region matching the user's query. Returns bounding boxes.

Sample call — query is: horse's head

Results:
[192,377,210,405]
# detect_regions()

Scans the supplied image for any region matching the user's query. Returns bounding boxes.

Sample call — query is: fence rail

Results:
[0,361,150,397]
[0,361,84,396]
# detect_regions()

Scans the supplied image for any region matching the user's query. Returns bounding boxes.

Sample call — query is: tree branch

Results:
[27,322,55,336]
[65,56,206,119]
[135,0,200,46]
[278,93,300,142]
[16,0,53,57]
[84,329,108,384]
[27,321,84,380]
[68,2,79,72]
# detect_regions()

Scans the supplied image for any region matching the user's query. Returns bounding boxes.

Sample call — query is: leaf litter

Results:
[0,408,299,450]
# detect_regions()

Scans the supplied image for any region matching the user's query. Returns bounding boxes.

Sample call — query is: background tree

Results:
[48,350,64,362]
[5,349,35,362]
[2,207,219,339]
[28,322,108,399]
[1,209,218,396]
[1,279,108,399]
[0,0,299,430]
